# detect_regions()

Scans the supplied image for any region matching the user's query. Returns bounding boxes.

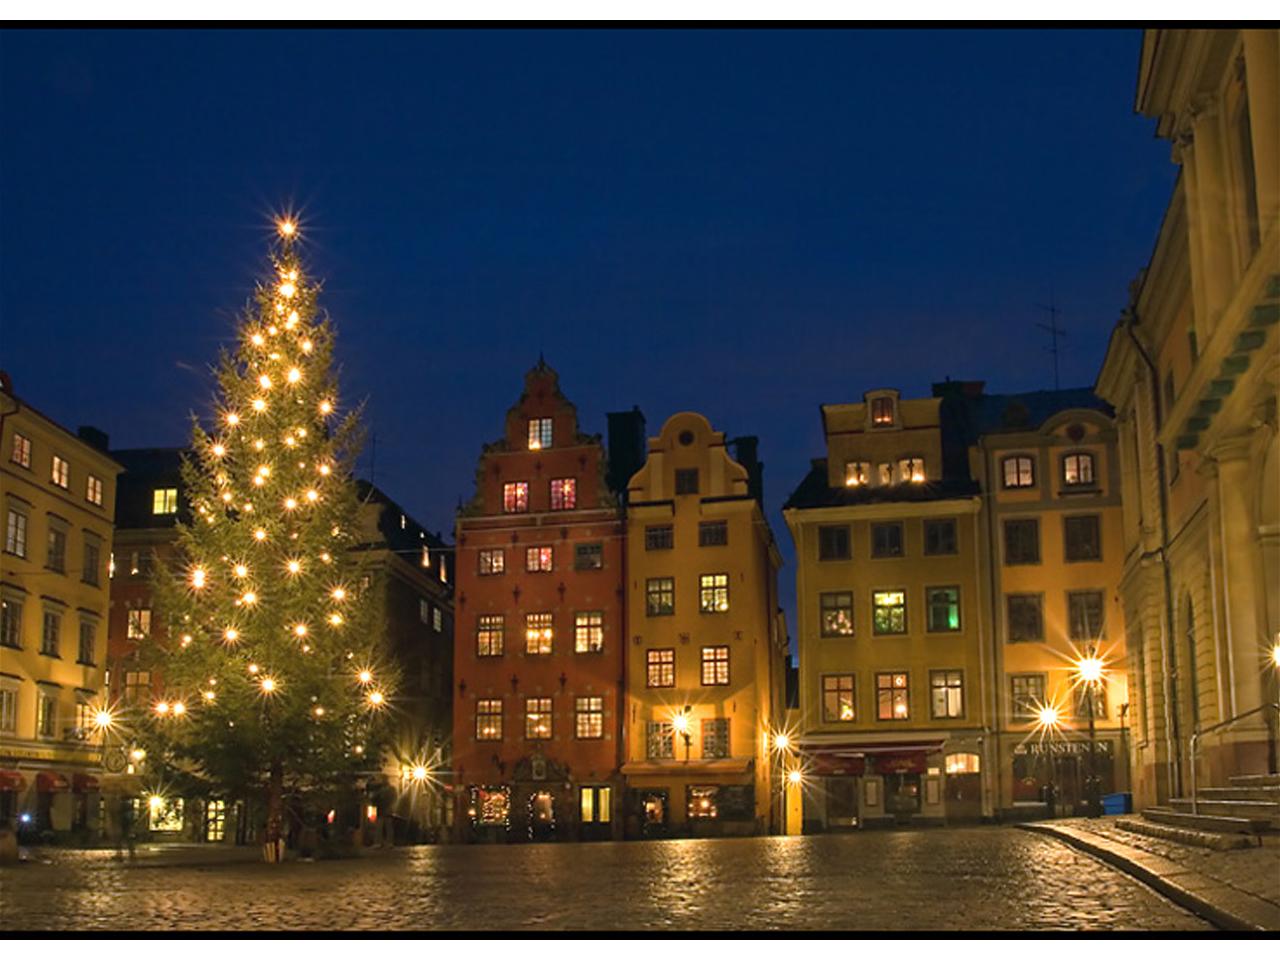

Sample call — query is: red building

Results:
[453,361,641,841]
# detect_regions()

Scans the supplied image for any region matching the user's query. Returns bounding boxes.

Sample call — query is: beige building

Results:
[0,372,121,837]
[622,413,786,837]
[1097,28,1280,810]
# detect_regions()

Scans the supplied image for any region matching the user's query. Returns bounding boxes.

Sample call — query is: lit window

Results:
[525,545,553,573]
[1010,674,1046,719]
[870,396,895,427]
[527,418,553,450]
[698,521,728,547]
[876,672,909,720]
[898,457,926,483]
[930,670,964,719]
[502,482,529,514]
[36,689,57,738]
[699,573,729,613]
[525,612,553,655]
[123,670,151,703]
[51,455,70,489]
[877,462,893,485]
[1002,455,1035,489]
[575,696,604,739]
[946,753,981,775]
[872,590,906,635]
[1073,683,1108,720]
[550,478,576,511]
[10,433,31,468]
[478,548,504,575]
[645,525,674,550]
[206,800,227,842]
[4,509,28,558]
[127,608,152,640]
[579,785,611,822]
[472,786,510,824]
[524,697,552,739]
[432,607,442,632]
[820,592,853,637]
[701,718,729,759]
[646,577,675,616]
[419,599,432,624]
[574,611,604,653]
[0,684,16,733]
[153,488,178,515]
[700,646,729,686]
[822,674,855,721]
[475,699,502,740]
[646,649,675,688]
[926,586,961,632]
[476,614,504,657]
[844,461,869,487]
[646,721,674,759]
[1062,452,1096,487]
[86,475,103,506]
[688,785,719,819]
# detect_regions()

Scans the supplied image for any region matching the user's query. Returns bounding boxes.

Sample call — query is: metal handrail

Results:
[1189,701,1280,814]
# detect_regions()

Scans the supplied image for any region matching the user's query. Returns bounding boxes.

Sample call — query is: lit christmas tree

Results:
[142,219,395,862]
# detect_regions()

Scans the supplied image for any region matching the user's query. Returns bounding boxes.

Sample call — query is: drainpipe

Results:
[1123,314,1182,800]
[978,439,1004,821]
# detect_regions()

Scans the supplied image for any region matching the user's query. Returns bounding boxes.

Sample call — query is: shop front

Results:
[461,752,622,843]
[1006,735,1123,818]
[800,738,957,830]
[621,758,759,839]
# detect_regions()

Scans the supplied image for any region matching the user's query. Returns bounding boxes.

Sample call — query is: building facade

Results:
[621,412,786,838]
[1097,28,1280,808]
[453,361,633,841]
[0,373,121,839]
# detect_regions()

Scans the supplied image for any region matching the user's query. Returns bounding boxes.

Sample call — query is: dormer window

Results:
[870,396,896,427]
[1002,455,1035,489]
[527,418,553,450]
[899,457,926,484]
[877,463,893,486]
[844,461,870,487]
[1062,452,1096,487]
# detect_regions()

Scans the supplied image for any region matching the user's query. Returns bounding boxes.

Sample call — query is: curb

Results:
[1017,822,1267,932]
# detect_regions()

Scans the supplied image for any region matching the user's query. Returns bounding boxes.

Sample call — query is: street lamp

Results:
[672,707,692,763]
[1074,651,1106,819]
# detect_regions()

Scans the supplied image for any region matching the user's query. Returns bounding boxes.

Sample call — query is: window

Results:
[82,538,101,586]
[46,525,67,573]
[1002,456,1035,489]
[574,542,603,571]
[574,611,604,653]
[478,549,505,575]
[645,525,673,550]
[77,620,96,665]
[876,672,909,720]
[527,417,553,450]
[51,455,70,489]
[1073,683,1107,720]
[1067,590,1105,641]
[646,649,675,688]
[524,697,552,739]
[152,487,177,514]
[85,475,103,506]
[0,598,21,648]
[926,586,960,632]
[872,590,906,635]
[37,689,57,737]
[1064,515,1101,562]
[206,800,227,842]
[41,609,61,657]
[580,785,611,823]
[844,461,869,487]
[688,785,719,819]
[930,670,964,719]
[476,614,504,657]
[1062,452,1095,487]
[1006,594,1044,642]
[525,545,553,572]
[476,699,503,740]
[473,786,510,825]
[674,469,699,495]
[701,718,729,759]
[126,607,151,640]
[550,478,577,510]
[818,525,850,561]
[700,646,730,686]
[525,612,553,655]
[924,518,957,556]
[870,396,895,426]
[1003,518,1040,565]
[699,573,729,613]
[877,462,893,485]
[1233,90,1261,256]
[124,670,151,703]
[575,696,604,739]
[419,599,432,625]
[75,699,94,735]
[502,482,529,514]
[898,457,926,483]
[820,592,854,637]
[647,721,674,760]
[432,607,443,632]
[822,674,855,722]
[5,508,27,557]
[698,520,728,547]
[871,522,903,558]
[0,684,16,733]
[1010,674,1046,719]
[10,433,31,468]
[646,577,674,616]
[946,754,981,775]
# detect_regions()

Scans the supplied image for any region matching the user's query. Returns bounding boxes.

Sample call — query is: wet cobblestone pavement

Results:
[0,827,1213,930]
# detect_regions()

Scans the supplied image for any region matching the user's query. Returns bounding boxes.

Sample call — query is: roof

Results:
[782,458,980,511]
[958,388,1112,438]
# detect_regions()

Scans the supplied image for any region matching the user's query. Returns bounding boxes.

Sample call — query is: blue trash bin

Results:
[1101,792,1132,815]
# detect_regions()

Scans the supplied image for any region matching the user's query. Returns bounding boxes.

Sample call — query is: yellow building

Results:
[621,413,786,837]
[0,373,121,837]
[784,388,990,827]
[1097,28,1280,811]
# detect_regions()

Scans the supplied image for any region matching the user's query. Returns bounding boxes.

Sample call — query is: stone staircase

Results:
[1142,773,1280,835]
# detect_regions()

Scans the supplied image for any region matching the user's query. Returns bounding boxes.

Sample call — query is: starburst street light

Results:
[1072,647,1107,819]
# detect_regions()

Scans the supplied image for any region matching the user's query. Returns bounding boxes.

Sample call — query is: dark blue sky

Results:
[1,29,1174,635]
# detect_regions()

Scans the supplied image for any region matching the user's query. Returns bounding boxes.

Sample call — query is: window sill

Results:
[0,641,23,650]
[1060,485,1101,496]
[820,633,855,640]
[76,660,97,667]
[39,651,62,659]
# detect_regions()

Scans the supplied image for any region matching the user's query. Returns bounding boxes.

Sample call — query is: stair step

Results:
[1141,807,1270,834]
[1198,785,1280,802]
[1228,773,1280,788]
[1169,798,1280,823]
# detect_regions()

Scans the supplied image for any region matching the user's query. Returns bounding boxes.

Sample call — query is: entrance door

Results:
[641,791,668,839]
[944,754,982,821]
[529,790,555,841]
[825,777,859,829]
[885,774,921,822]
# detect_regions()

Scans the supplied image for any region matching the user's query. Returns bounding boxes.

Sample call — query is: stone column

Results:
[1241,30,1279,234]
[1189,98,1238,327]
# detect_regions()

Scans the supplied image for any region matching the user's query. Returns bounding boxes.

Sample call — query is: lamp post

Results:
[1074,651,1105,819]
[672,707,692,764]
[772,731,794,834]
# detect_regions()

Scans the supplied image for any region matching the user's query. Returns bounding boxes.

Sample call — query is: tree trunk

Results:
[263,759,285,864]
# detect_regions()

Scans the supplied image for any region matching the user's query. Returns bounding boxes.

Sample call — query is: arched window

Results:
[1062,452,1096,486]
[1002,455,1035,489]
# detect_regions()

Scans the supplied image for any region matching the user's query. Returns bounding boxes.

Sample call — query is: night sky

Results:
[1,29,1176,638]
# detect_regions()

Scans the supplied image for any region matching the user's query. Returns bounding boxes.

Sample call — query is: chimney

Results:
[606,407,647,503]
[729,435,764,506]
[77,426,110,452]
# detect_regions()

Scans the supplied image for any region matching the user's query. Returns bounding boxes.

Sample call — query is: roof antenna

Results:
[1035,299,1067,391]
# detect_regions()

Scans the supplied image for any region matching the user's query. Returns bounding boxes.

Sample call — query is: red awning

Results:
[36,772,70,792]
[72,773,99,792]
[808,753,866,777]
[0,770,25,791]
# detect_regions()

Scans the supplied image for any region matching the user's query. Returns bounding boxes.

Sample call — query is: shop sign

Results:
[876,753,926,774]
[1013,740,1114,758]
[0,743,100,764]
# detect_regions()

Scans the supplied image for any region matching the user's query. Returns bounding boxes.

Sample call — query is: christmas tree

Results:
[142,219,395,862]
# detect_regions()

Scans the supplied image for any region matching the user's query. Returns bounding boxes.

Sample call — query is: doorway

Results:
[529,790,555,841]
